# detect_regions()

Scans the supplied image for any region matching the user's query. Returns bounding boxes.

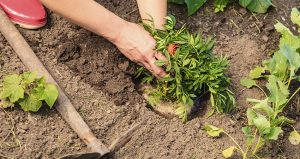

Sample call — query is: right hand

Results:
[111,22,167,78]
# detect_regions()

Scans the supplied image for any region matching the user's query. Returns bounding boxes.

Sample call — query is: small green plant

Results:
[135,16,235,122]
[168,0,274,15]
[0,72,59,112]
[204,8,300,158]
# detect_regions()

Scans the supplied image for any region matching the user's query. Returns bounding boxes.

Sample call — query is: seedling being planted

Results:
[135,16,235,122]
[0,72,59,112]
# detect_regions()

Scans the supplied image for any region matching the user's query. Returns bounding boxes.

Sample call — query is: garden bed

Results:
[0,0,300,158]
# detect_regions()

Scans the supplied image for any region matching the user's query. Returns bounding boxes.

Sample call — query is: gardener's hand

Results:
[112,22,167,78]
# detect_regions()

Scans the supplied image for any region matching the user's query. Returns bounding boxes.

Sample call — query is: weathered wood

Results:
[0,9,109,156]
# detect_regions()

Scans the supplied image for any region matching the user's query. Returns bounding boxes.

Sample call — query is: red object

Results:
[167,44,178,56]
[0,0,46,29]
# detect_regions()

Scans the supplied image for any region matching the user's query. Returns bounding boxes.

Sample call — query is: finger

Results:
[154,52,168,62]
[147,57,167,78]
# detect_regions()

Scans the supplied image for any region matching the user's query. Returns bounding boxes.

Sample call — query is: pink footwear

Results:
[0,0,47,29]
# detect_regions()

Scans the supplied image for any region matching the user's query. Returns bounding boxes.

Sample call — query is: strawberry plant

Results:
[204,8,300,158]
[0,72,59,112]
[168,0,274,15]
[135,16,235,122]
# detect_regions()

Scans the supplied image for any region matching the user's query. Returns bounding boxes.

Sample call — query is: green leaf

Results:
[214,0,229,13]
[240,78,257,88]
[291,8,300,27]
[247,98,274,117]
[265,127,283,140]
[222,146,236,158]
[272,116,295,126]
[266,75,289,111]
[0,74,24,102]
[19,94,42,112]
[280,44,300,77]
[289,130,300,145]
[203,124,224,137]
[242,126,255,146]
[185,0,207,16]
[246,108,258,125]
[41,84,59,108]
[274,22,300,50]
[253,115,271,135]
[244,0,273,13]
[249,66,265,79]
[264,51,289,81]
[239,0,252,7]
[21,71,37,84]
[154,60,167,66]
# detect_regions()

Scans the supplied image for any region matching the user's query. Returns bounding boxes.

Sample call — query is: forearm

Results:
[136,0,167,29]
[40,0,126,42]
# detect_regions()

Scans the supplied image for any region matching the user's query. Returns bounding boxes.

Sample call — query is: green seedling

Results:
[0,72,59,112]
[135,16,235,122]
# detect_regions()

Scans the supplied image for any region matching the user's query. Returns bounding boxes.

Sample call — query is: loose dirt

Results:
[1,0,300,158]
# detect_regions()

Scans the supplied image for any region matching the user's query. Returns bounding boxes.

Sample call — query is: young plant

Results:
[0,72,59,112]
[135,16,235,122]
[204,8,300,159]
[168,0,274,15]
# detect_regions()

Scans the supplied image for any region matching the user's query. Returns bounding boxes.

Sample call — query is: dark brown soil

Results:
[1,0,300,158]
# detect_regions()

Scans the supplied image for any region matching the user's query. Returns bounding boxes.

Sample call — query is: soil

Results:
[1,0,300,159]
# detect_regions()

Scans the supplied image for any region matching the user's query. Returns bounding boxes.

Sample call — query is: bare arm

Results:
[136,0,167,29]
[41,0,167,78]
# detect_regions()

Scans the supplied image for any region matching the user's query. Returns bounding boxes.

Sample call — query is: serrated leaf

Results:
[240,78,257,88]
[42,84,59,108]
[0,74,24,102]
[19,94,42,112]
[222,146,236,158]
[289,130,300,145]
[203,124,224,137]
[185,0,207,16]
[154,60,167,66]
[249,66,265,79]
[242,126,254,146]
[275,22,300,50]
[291,8,300,27]
[265,127,283,140]
[266,75,289,111]
[247,98,274,117]
[253,115,271,135]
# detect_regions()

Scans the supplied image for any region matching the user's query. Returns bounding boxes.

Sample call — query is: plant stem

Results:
[255,85,268,97]
[252,136,262,157]
[224,131,246,158]
[285,86,300,106]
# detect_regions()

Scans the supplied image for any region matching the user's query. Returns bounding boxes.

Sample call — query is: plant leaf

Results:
[249,66,265,79]
[264,51,289,81]
[275,22,300,50]
[19,94,42,112]
[266,75,289,112]
[154,60,167,66]
[245,0,273,13]
[265,127,283,140]
[279,44,300,78]
[291,8,300,27]
[0,74,24,102]
[240,78,257,88]
[242,126,255,146]
[246,108,258,125]
[203,124,224,137]
[21,71,37,84]
[185,0,207,16]
[247,98,274,117]
[253,115,271,135]
[222,146,236,158]
[239,0,252,7]
[289,130,300,145]
[41,84,59,108]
